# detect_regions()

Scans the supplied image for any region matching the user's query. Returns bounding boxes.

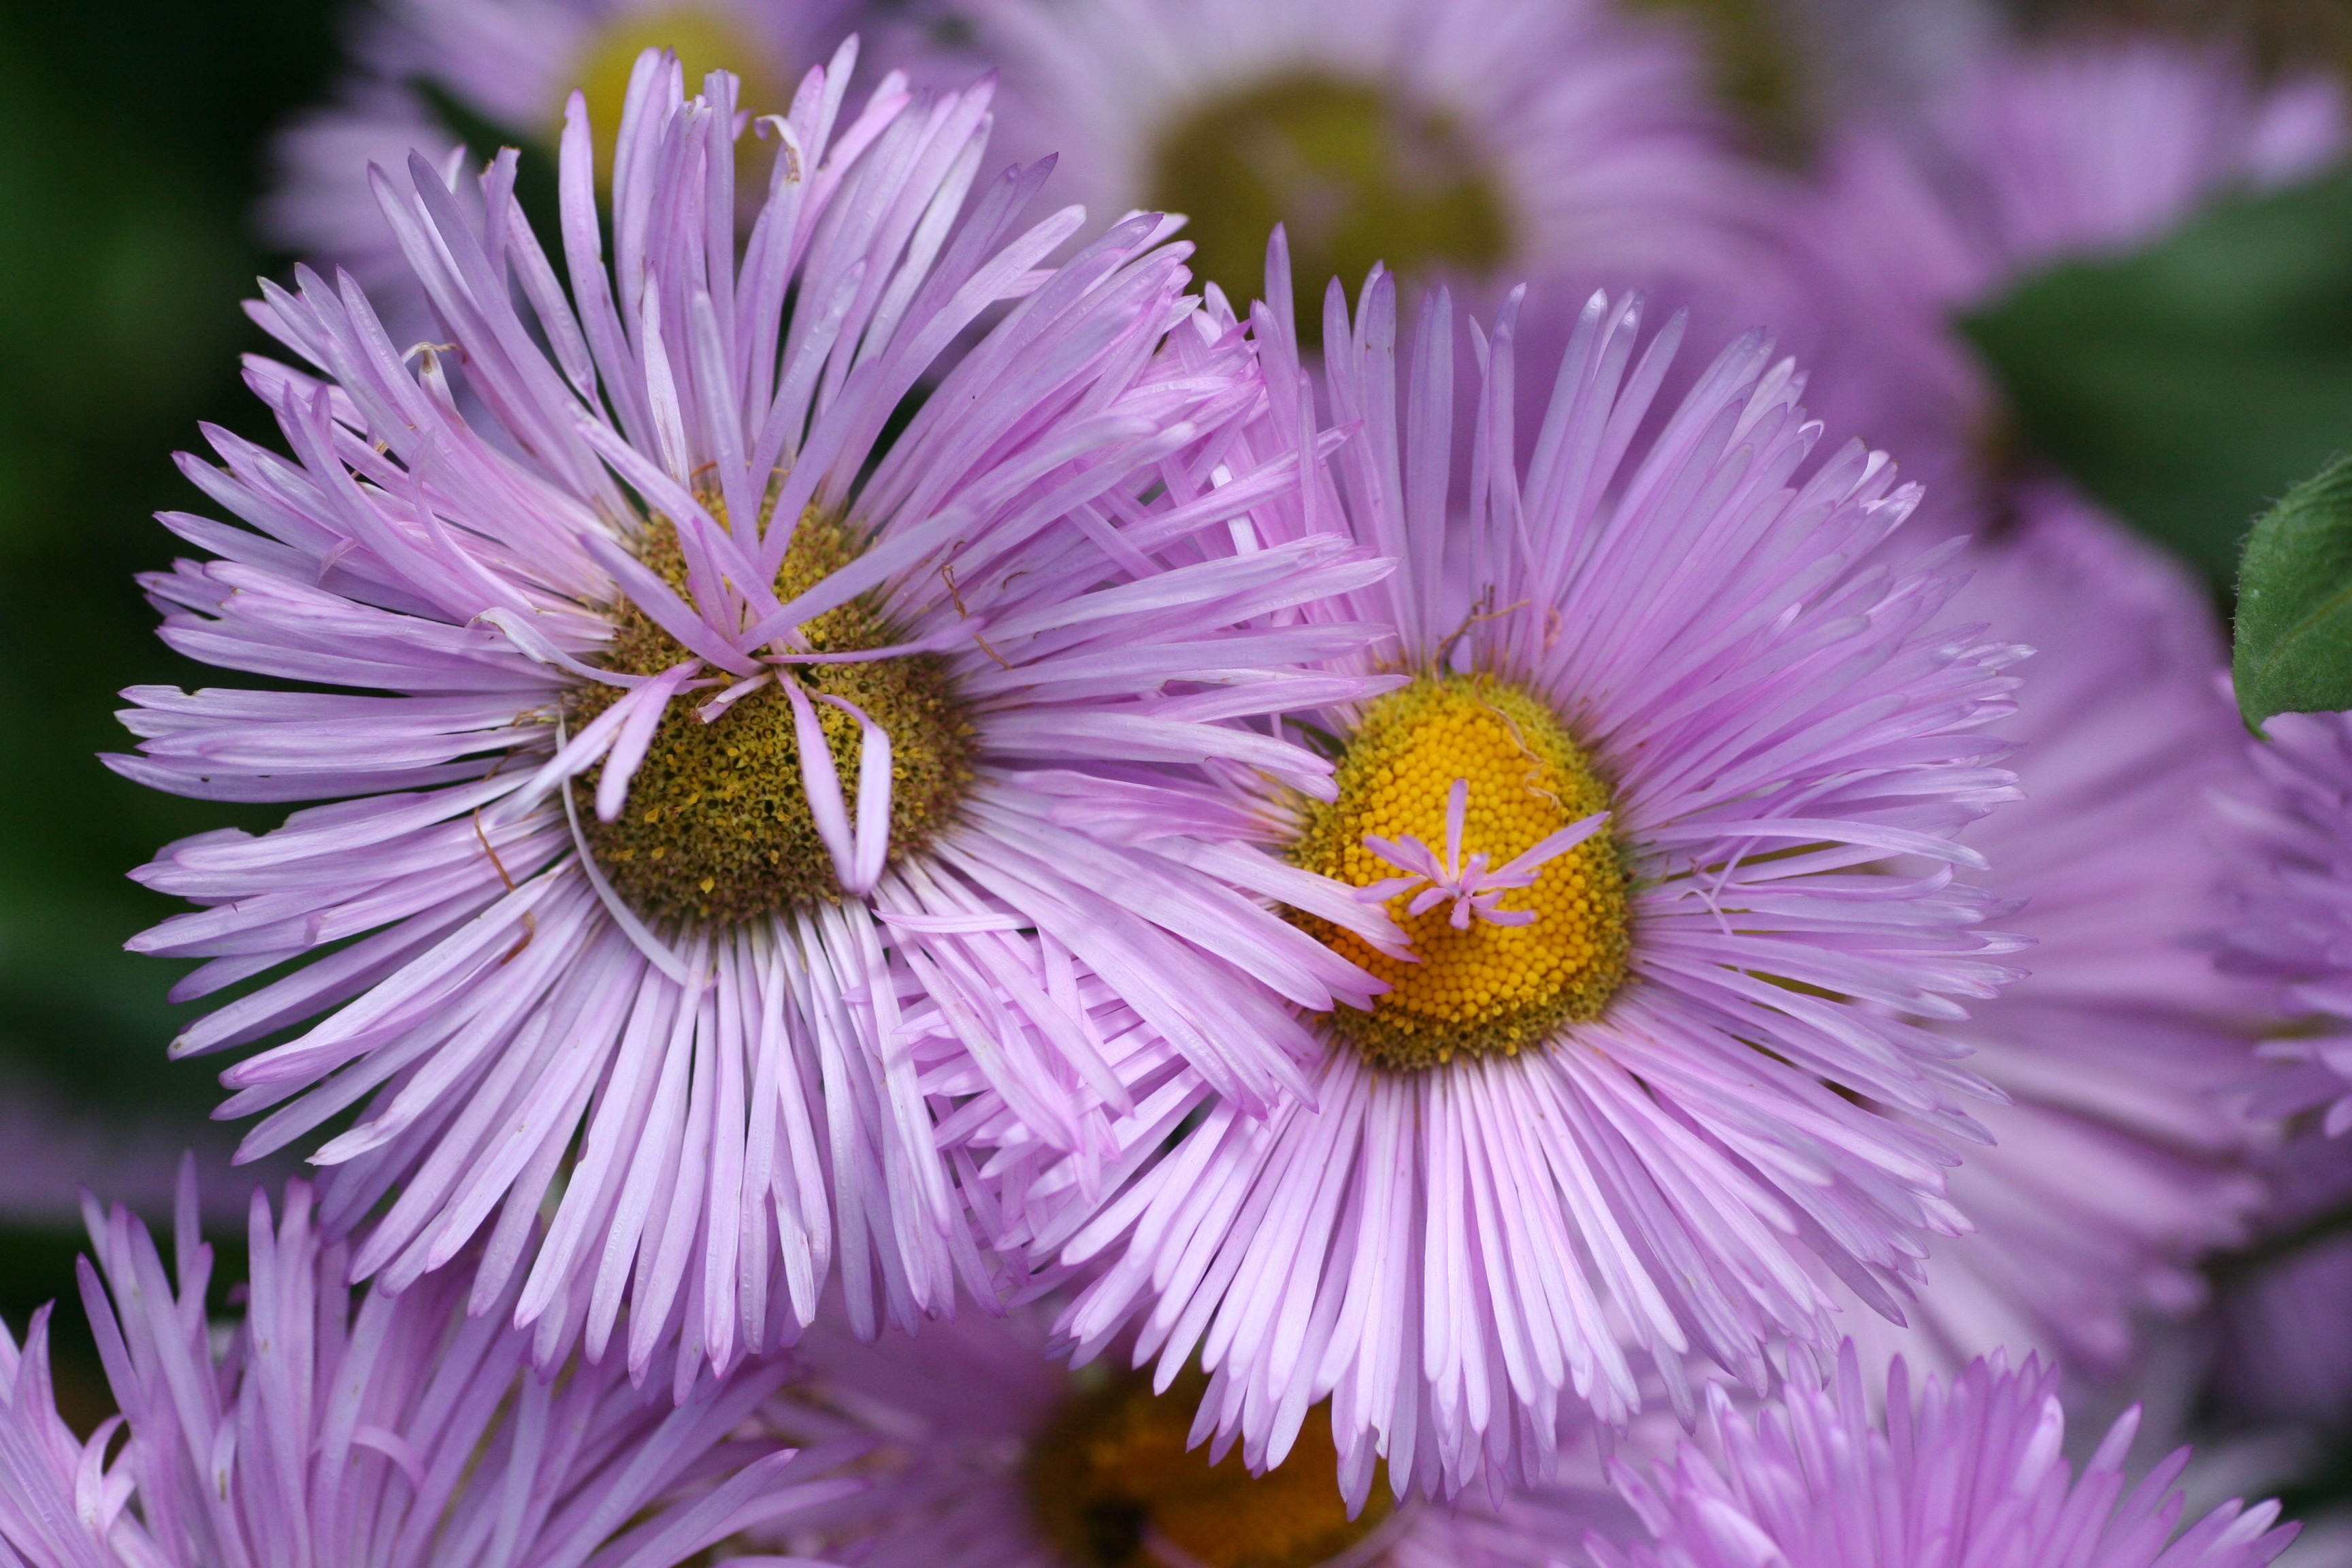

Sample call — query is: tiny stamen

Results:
[1362,776,1607,932]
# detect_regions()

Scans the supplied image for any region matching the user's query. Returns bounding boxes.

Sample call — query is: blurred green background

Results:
[0,0,336,1422]
[0,0,2350,1501]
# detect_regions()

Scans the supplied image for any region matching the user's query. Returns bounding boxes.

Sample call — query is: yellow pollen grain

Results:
[1288,673,1631,1071]
[1025,1367,1389,1568]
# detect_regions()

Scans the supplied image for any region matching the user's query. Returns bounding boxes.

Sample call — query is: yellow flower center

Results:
[1289,674,1631,1071]
[1147,72,1512,339]
[574,512,977,928]
[1624,0,1816,163]
[1026,1368,1390,1568]
[568,5,784,176]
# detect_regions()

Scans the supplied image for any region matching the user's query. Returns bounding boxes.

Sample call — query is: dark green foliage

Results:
[1963,167,2352,585]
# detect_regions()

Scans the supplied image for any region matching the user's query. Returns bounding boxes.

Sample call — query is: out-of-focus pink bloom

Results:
[753,1298,1632,1568]
[1829,488,2267,1382]
[951,0,1792,333]
[113,46,1399,1386]
[957,237,2026,1503]
[1595,1342,2300,1568]
[2229,706,2352,1136]
[2214,691,2352,1428]
[264,0,868,336]
[0,1165,864,1568]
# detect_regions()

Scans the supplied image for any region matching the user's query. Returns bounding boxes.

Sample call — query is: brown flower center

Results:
[1026,1368,1391,1568]
[573,513,977,928]
[1147,72,1512,337]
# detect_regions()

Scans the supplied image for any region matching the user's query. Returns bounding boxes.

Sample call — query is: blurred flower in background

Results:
[755,1297,1637,1568]
[263,0,870,334]
[1825,489,2272,1386]
[943,0,1773,333]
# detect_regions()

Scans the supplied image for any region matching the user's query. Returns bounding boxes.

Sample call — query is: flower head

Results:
[0,1164,862,1568]
[114,46,1396,1384]
[951,0,1775,329]
[1595,1342,2299,1568]
[1824,488,2268,1382]
[962,240,2026,1502]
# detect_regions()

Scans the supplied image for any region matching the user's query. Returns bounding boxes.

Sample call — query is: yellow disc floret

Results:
[1289,674,1631,1071]
[1026,1367,1390,1568]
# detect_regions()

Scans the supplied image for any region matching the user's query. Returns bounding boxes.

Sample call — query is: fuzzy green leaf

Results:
[2236,449,2352,729]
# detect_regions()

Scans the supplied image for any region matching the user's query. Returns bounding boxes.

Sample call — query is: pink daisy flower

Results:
[1825,488,2267,1382]
[947,0,1783,333]
[958,239,2026,1503]
[0,1164,864,1568]
[111,48,1396,1385]
[749,1296,1627,1568]
[1595,1341,2300,1568]
[264,0,868,336]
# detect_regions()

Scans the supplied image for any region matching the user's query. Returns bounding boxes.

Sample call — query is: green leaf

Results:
[1963,166,2352,585]
[2234,448,2352,729]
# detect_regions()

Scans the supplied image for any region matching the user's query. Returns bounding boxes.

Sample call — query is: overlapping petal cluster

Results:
[0,1167,859,1568]
[113,43,1399,1386]
[957,240,2026,1502]
[1596,1343,2298,1568]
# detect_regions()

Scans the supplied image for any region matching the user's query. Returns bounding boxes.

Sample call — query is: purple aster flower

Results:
[954,238,2025,1504]
[0,1164,864,1568]
[112,48,1396,1386]
[1593,1342,2300,1568]
[1823,487,2266,1382]
[1795,37,2347,528]
[265,0,866,336]
[748,1296,1631,1568]
[946,0,1789,336]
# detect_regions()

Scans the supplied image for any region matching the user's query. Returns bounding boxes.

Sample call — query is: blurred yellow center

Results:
[568,5,782,175]
[1289,674,1629,1071]
[1147,72,1512,336]
[1026,1369,1390,1568]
